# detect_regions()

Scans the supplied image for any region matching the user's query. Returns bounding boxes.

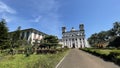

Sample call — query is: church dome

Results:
[71,27,75,31]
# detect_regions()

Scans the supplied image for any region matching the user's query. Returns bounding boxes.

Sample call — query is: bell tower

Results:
[62,27,66,33]
[79,24,85,36]
[79,24,84,30]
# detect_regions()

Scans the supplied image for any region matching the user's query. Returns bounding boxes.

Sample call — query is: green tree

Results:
[88,22,120,48]
[0,19,9,49]
[41,35,59,49]
[88,33,98,47]
[108,37,120,48]
[44,35,58,43]
[10,26,21,48]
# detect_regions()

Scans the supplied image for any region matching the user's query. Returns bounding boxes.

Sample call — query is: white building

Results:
[10,28,48,45]
[62,24,88,48]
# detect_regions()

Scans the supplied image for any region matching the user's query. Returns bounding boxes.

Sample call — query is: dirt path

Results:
[57,49,120,68]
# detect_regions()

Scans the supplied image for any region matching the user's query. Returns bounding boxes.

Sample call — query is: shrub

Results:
[81,48,120,66]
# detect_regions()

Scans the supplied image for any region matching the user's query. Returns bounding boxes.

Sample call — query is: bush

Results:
[24,46,33,57]
[0,48,69,68]
[108,37,120,48]
[36,49,57,54]
[64,46,69,49]
[80,48,120,66]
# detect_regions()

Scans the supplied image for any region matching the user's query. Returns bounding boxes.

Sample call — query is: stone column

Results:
[75,38,77,48]
[64,39,66,46]
[77,38,80,48]
[67,39,69,48]
[81,39,85,48]
[71,38,73,48]
[24,32,27,40]
[83,38,85,48]
[69,39,71,48]
[31,32,34,45]
[70,39,72,48]
[80,39,82,48]
[81,39,84,48]
[68,39,70,48]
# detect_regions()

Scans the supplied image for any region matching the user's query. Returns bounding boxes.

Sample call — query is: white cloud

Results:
[0,0,62,38]
[1,14,12,22]
[0,1,16,23]
[34,16,42,22]
[30,0,62,37]
[0,1,16,14]
[31,0,59,14]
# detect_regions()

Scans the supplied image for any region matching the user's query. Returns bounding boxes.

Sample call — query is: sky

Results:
[0,0,120,39]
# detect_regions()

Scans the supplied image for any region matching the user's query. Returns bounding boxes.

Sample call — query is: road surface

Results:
[57,49,120,68]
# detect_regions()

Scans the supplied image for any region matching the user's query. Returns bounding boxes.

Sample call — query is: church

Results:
[62,24,87,48]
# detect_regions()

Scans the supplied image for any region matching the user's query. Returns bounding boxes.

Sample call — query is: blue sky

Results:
[0,0,120,39]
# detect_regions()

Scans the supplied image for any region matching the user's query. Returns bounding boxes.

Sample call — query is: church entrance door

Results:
[72,43,75,48]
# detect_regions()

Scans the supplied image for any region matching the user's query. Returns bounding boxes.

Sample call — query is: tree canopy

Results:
[88,22,120,48]
[44,35,58,43]
[10,26,22,48]
[39,35,59,49]
[0,19,9,49]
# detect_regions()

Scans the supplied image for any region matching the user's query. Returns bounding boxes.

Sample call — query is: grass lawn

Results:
[0,49,69,68]
[82,48,120,56]
[81,48,120,65]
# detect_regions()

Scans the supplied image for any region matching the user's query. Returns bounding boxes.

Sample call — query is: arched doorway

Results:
[72,43,75,48]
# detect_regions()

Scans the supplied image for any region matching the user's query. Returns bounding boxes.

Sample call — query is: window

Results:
[83,38,84,40]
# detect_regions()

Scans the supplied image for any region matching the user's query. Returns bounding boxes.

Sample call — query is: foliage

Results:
[88,22,120,48]
[108,37,120,48]
[24,46,33,57]
[81,48,120,66]
[44,35,59,43]
[0,19,9,49]
[10,26,22,48]
[40,35,59,49]
[0,49,69,68]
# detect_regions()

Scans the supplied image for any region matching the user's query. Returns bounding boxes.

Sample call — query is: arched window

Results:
[76,39,77,41]
[79,38,81,40]
[72,39,74,41]
[83,38,84,40]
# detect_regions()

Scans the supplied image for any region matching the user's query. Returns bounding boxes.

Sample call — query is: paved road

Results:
[57,49,120,68]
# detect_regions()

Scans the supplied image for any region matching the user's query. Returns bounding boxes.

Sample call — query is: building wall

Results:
[62,25,86,48]
[62,33,85,48]
[18,28,47,45]
[26,32,45,45]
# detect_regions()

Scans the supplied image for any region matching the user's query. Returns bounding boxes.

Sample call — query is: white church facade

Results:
[62,24,88,48]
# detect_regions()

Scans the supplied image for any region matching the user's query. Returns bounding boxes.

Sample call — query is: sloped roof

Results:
[10,28,48,35]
